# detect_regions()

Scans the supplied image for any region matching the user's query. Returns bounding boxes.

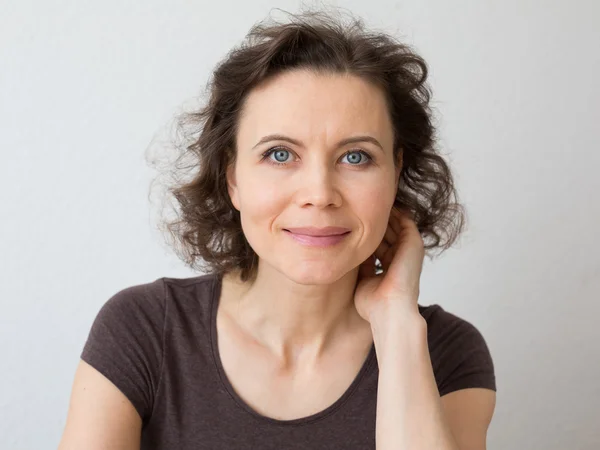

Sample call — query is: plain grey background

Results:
[1,1,599,449]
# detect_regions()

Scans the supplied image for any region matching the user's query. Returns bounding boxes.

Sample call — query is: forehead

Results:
[237,70,393,146]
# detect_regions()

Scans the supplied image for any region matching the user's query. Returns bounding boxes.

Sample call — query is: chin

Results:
[278,260,350,285]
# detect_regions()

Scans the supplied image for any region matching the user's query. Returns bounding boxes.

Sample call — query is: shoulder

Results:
[161,272,218,295]
[418,304,485,346]
[80,278,168,421]
[98,273,217,320]
[80,273,219,422]
[84,277,168,346]
[99,277,166,316]
[92,272,220,336]
[418,304,497,396]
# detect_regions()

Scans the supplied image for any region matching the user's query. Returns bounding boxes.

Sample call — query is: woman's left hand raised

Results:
[354,206,426,324]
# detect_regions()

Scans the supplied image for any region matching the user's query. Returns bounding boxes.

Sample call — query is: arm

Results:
[58,360,142,450]
[371,309,495,450]
[440,388,496,450]
[59,279,165,449]
[355,207,495,449]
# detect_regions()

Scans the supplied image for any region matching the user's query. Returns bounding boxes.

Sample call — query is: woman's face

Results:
[227,69,401,284]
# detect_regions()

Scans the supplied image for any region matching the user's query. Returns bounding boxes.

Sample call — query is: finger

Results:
[388,207,405,235]
[379,212,399,248]
[389,207,416,236]
[374,239,390,261]
[391,206,413,220]
[380,245,396,271]
[384,221,397,244]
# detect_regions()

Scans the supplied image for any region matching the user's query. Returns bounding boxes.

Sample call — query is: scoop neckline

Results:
[208,272,376,426]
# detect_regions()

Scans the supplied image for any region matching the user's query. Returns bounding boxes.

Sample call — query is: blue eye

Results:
[342,151,368,165]
[267,148,292,163]
[260,147,373,167]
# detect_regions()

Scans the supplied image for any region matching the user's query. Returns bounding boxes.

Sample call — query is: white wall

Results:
[1,1,598,448]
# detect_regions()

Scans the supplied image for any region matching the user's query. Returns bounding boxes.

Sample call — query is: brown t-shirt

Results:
[81,272,496,449]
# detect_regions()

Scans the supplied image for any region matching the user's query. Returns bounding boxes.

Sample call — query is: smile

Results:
[283,229,351,248]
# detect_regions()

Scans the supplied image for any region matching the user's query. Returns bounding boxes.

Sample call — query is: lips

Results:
[283,229,351,248]
[283,227,351,237]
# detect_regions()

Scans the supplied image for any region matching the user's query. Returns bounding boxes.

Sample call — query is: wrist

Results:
[368,297,424,332]
[370,308,427,356]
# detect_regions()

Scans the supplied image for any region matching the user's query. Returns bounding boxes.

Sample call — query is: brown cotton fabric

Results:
[80,273,496,449]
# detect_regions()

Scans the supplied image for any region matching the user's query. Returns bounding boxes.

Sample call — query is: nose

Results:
[294,163,342,208]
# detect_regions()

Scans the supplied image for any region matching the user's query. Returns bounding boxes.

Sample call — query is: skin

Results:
[224,69,401,360]
[225,68,496,448]
[219,69,402,421]
[58,68,495,449]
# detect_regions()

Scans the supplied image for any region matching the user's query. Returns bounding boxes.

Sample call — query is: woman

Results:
[59,8,496,450]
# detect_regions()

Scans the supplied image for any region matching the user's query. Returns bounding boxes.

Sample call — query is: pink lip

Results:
[284,229,350,247]
[284,226,351,236]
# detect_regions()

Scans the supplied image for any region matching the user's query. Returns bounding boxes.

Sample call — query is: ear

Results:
[226,160,240,211]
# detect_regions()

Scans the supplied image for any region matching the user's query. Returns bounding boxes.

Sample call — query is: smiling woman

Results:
[152,12,466,285]
[59,6,496,450]
[225,68,401,285]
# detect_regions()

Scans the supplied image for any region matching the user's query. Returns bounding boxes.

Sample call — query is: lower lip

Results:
[284,230,350,247]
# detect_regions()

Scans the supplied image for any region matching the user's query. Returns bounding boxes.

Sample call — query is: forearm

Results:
[372,306,458,450]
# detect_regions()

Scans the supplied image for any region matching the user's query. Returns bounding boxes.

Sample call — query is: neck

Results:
[221,263,369,364]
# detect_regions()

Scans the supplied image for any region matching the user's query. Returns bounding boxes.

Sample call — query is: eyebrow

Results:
[251,134,384,152]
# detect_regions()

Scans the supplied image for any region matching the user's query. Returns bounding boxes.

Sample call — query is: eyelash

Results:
[260,147,374,167]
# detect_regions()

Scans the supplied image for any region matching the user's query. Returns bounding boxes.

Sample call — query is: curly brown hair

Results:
[148,7,467,283]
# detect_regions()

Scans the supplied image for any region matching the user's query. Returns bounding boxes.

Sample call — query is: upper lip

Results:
[284,226,351,237]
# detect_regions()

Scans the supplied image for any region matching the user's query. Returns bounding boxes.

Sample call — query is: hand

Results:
[354,207,425,324]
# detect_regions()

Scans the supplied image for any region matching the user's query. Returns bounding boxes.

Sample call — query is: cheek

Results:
[354,178,396,211]
[353,182,396,243]
[237,178,286,233]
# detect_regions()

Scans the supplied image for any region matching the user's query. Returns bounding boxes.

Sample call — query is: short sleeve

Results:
[80,278,166,424]
[422,305,496,397]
